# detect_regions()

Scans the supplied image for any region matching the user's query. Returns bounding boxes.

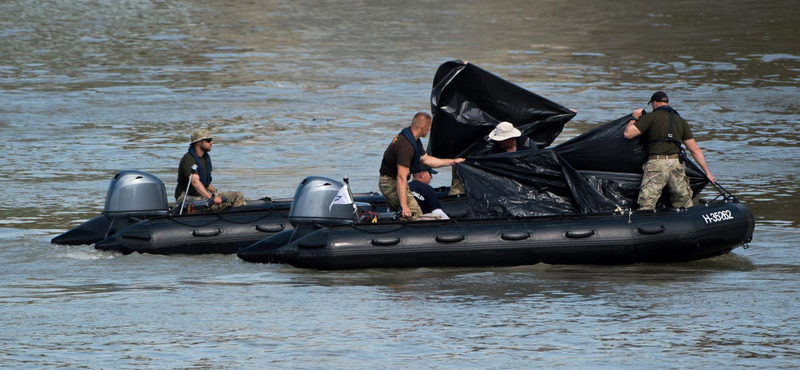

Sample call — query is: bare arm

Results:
[191,174,221,203]
[396,165,412,217]
[420,154,465,168]
[623,109,645,140]
[684,139,715,183]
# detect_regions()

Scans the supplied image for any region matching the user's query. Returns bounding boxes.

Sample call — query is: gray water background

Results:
[1,0,799,368]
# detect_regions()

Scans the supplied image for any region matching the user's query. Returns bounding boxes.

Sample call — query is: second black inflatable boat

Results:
[78,170,465,255]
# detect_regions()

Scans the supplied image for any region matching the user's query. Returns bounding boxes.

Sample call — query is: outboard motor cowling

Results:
[103,170,169,219]
[52,170,169,245]
[289,176,358,225]
[237,176,356,263]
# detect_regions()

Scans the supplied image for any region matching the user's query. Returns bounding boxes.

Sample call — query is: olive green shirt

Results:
[174,151,209,199]
[634,109,694,155]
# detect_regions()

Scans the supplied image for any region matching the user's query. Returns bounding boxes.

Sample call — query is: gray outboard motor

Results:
[51,170,169,245]
[289,176,358,226]
[237,175,359,263]
[103,170,169,228]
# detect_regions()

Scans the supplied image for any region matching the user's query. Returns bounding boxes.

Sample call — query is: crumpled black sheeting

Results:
[428,61,576,159]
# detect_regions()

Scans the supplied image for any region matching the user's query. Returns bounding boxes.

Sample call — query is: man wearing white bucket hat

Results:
[448,121,534,196]
[486,121,532,154]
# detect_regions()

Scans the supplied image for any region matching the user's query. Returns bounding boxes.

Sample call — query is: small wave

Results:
[145,34,191,41]
[80,37,108,43]
[55,248,121,260]
[756,54,800,63]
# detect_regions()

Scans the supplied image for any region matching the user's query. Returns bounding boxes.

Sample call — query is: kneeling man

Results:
[409,165,449,220]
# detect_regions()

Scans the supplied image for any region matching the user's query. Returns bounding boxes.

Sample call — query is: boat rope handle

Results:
[255,224,285,232]
[104,217,115,238]
[192,228,222,237]
[709,181,737,202]
[371,237,402,246]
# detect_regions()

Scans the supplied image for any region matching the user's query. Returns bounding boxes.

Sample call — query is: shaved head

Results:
[410,112,432,129]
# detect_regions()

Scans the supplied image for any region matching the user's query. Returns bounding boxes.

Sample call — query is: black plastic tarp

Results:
[428,61,576,159]
[440,62,711,218]
[456,115,711,218]
[457,149,623,218]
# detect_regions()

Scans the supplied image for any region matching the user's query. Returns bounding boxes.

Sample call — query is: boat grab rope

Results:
[216,210,287,224]
[348,223,409,234]
[167,207,286,227]
[709,181,738,202]
[347,213,477,233]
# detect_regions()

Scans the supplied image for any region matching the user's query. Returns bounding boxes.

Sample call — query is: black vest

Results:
[188,146,213,187]
[400,127,423,174]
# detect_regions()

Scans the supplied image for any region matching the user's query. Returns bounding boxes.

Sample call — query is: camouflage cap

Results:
[190,129,212,143]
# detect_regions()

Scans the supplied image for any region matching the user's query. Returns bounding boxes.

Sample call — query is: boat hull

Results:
[272,201,755,270]
[94,210,293,255]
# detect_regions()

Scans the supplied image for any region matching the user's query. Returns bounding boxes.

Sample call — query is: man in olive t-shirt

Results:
[624,91,715,210]
[175,129,246,213]
[378,112,464,220]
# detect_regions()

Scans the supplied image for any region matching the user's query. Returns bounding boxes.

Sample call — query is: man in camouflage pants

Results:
[378,112,464,220]
[623,91,716,210]
[175,129,247,213]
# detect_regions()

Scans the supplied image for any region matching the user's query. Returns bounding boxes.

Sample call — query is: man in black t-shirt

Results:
[409,165,449,220]
[378,112,463,220]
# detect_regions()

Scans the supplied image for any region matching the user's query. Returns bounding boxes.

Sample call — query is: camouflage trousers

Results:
[176,190,247,214]
[378,175,421,221]
[638,158,693,210]
[448,172,465,196]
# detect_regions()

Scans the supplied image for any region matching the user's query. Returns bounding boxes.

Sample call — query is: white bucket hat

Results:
[488,121,522,141]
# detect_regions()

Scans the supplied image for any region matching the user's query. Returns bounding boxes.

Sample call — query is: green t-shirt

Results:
[634,109,694,155]
[174,151,209,199]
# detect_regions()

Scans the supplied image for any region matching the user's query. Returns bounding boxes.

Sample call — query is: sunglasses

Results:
[203,138,213,143]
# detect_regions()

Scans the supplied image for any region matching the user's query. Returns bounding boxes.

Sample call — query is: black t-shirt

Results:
[409,180,442,214]
[174,151,209,198]
[634,109,694,155]
[379,132,417,178]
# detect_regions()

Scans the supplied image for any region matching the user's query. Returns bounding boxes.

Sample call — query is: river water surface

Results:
[1,0,799,368]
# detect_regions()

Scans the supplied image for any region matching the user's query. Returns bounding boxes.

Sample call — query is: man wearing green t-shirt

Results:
[175,129,246,213]
[623,91,715,210]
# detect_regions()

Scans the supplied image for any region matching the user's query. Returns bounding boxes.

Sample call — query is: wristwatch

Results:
[209,192,216,200]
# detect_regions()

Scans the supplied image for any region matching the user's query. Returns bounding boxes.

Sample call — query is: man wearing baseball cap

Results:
[409,164,449,220]
[623,91,715,210]
[175,128,246,213]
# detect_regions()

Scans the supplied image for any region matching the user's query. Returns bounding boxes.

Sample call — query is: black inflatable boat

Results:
[269,200,753,270]
[50,170,295,247]
[53,170,465,255]
[239,61,756,269]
